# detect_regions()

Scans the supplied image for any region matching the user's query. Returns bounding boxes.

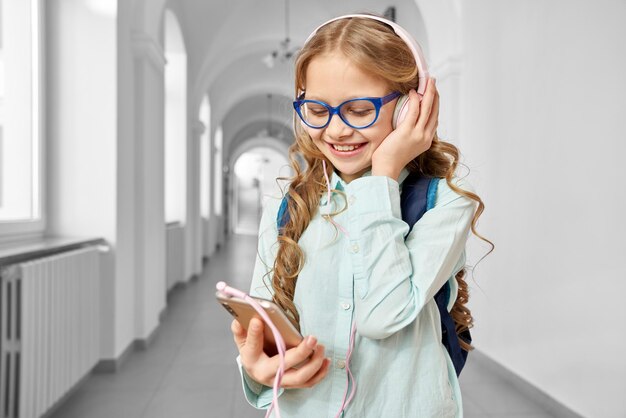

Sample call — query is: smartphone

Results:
[216,290,303,354]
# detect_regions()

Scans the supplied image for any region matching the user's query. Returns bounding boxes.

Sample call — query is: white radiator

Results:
[0,247,100,418]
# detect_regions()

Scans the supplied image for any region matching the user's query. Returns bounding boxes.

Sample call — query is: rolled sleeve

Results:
[346,175,403,219]
[237,356,280,409]
[344,176,476,340]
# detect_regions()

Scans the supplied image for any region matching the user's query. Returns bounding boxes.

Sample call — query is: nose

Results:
[325,113,353,140]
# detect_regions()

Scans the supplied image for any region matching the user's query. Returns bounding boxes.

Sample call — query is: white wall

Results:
[461,2,626,417]
[43,0,229,365]
[45,0,119,357]
[46,0,116,242]
[47,0,169,360]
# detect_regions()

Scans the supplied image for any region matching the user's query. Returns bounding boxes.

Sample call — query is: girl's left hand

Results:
[371,78,439,181]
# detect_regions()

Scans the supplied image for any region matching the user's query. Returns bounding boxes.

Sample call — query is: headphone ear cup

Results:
[392,95,410,129]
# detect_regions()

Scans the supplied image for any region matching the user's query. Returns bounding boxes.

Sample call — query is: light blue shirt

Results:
[238,170,476,418]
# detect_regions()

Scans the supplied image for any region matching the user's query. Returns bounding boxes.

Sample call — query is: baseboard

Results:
[93,338,135,373]
[471,350,584,418]
[94,311,164,372]
[159,303,169,324]
[134,321,160,351]
[166,280,188,303]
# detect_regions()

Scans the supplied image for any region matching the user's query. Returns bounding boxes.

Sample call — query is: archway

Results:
[229,137,292,235]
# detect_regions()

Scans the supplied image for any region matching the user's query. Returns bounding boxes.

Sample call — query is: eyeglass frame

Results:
[293,91,401,129]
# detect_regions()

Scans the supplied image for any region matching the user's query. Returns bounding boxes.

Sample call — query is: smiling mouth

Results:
[332,143,363,152]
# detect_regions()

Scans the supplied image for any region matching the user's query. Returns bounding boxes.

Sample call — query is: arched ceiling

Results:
[137,0,460,160]
[221,93,294,157]
[169,0,430,106]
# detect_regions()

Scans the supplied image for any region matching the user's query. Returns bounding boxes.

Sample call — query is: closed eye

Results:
[348,108,374,117]
[307,106,329,116]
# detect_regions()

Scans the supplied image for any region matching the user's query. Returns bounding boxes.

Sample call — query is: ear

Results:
[392,94,410,129]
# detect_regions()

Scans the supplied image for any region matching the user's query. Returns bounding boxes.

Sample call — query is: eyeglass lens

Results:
[300,100,377,128]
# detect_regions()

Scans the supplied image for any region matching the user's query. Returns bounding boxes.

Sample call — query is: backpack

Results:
[276,172,471,376]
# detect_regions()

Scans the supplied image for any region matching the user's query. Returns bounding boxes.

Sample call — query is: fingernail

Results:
[250,321,261,332]
[306,336,317,348]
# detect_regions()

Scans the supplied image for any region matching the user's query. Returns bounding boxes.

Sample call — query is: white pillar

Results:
[131,32,167,342]
[187,120,204,278]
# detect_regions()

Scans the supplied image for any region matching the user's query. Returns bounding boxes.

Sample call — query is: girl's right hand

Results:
[371,78,439,181]
[231,318,331,388]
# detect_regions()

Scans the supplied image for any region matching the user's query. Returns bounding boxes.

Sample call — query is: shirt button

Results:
[336,359,346,369]
[341,302,351,310]
[351,243,360,253]
[348,195,356,205]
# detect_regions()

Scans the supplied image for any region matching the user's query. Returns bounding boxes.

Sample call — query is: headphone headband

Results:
[304,14,429,95]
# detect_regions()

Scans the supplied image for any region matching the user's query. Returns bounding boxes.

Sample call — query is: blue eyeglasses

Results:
[293,91,401,129]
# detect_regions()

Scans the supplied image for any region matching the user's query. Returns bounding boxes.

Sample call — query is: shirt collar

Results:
[329,168,411,189]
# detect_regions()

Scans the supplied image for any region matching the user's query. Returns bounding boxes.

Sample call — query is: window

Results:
[213,126,223,216]
[0,0,43,235]
[199,95,211,218]
[164,9,187,224]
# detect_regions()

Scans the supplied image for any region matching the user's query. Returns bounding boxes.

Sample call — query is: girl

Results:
[230,13,491,418]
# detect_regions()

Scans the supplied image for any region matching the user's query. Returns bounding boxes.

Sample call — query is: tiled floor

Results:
[49,234,556,418]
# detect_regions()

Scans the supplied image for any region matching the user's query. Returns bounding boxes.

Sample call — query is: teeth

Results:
[333,144,359,151]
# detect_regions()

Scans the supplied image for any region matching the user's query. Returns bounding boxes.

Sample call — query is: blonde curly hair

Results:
[269,16,493,351]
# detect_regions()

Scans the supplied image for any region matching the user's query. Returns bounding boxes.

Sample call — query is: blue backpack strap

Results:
[400,172,440,233]
[425,177,439,211]
[276,196,290,235]
[434,285,469,376]
[402,173,469,376]
[400,172,432,235]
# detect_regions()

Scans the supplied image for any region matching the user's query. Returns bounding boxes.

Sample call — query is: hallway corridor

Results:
[48,235,557,418]
[0,1,622,416]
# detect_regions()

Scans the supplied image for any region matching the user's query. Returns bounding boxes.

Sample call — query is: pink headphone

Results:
[303,14,430,128]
